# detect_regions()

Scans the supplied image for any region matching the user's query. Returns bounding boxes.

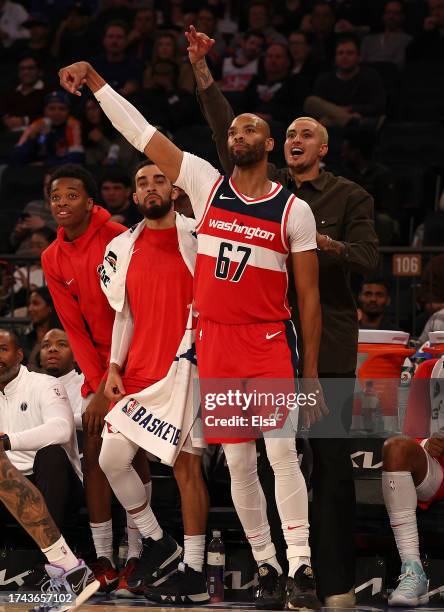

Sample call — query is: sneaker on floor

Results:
[324,587,356,608]
[254,563,286,610]
[115,558,145,598]
[127,533,182,589]
[19,564,49,592]
[144,562,210,604]
[29,560,100,612]
[91,556,119,593]
[388,560,429,607]
[287,565,321,610]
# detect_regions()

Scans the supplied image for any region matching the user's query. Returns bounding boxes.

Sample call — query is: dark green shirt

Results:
[198,83,379,373]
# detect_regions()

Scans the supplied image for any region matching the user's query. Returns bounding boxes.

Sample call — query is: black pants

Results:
[29,445,84,528]
[257,372,356,601]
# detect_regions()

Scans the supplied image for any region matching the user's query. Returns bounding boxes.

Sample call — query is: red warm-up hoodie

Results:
[42,206,125,396]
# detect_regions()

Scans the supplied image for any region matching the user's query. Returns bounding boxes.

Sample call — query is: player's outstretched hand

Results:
[83,386,109,436]
[425,432,444,458]
[185,25,215,64]
[58,61,89,96]
[105,365,126,403]
[299,378,329,429]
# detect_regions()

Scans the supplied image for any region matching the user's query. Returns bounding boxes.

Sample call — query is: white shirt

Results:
[0,0,29,47]
[220,57,259,92]
[0,366,82,478]
[175,152,317,253]
[59,369,84,430]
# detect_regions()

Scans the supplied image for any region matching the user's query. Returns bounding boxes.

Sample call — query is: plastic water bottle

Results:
[207,530,225,603]
[397,357,414,432]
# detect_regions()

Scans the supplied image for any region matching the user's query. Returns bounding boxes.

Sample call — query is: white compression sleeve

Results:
[94,83,157,152]
[110,301,134,367]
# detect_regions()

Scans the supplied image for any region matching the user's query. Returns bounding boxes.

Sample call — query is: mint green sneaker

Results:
[388,560,429,607]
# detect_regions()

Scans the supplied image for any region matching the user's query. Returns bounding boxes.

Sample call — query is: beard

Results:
[229,141,266,167]
[0,362,20,385]
[138,199,173,220]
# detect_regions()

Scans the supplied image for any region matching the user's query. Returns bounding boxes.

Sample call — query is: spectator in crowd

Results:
[0,328,83,528]
[191,30,378,607]
[304,34,386,127]
[301,1,336,64]
[144,30,194,94]
[13,227,55,307]
[418,253,444,316]
[51,1,95,66]
[361,0,412,67]
[13,12,55,73]
[272,0,306,37]
[173,186,193,218]
[244,0,287,44]
[407,0,444,60]
[126,6,157,63]
[81,96,115,165]
[357,278,397,330]
[11,90,84,165]
[92,0,135,38]
[242,42,297,124]
[341,126,398,245]
[40,328,83,430]
[219,29,264,93]
[418,308,444,344]
[100,168,140,227]
[0,54,48,133]
[289,30,321,78]
[92,20,143,97]
[21,286,60,371]
[0,0,29,49]
[194,5,226,67]
[10,171,56,255]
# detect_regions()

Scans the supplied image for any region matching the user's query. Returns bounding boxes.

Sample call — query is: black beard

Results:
[229,142,266,167]
[45,365,61,376]
[140,201,173,220]
[0,362,20,385]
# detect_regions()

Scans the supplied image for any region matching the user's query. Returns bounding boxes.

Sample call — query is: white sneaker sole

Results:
[58,578,100,611]
[389,592,429,607]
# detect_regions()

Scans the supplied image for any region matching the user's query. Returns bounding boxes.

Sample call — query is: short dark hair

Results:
[132,160,155,191]
[18,53,41,69]
[29,286,53,307]
[0,328,22,349]
[49,164,98,199]
[360,277,391,293]
[243,28,266,44]
[343,126,376,159]
[336,33,360,52]
[104,19,129,35]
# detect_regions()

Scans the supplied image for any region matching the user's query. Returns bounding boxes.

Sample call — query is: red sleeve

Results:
[42,249,104,392]
[403,359,438,439]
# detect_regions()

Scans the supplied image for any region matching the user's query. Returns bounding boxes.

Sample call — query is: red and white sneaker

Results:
[91,556,119,593]
[115,558,145,598]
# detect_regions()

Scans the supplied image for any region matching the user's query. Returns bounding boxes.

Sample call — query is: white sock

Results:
[126,513,142,560]
[145,481,152,504]
[288,556,311,578]
[183,534,205,572]
[90,519,114,565]
[382,471,421,565]
[130,504,163,541]
[42,536,79,572]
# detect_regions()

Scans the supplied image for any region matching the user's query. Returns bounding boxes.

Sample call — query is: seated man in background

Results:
[382,354,444,606]
[40,328,83,430]
[305,34,386,127]
[100,168,141,228]
[0,328,83,530]
[358,278,397,330]
[11,90,84,166]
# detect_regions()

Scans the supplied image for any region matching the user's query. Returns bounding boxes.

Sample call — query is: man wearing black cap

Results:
[11,90,84,165]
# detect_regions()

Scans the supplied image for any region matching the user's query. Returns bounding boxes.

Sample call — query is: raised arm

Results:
[58,61,184,183]
[186,26,235,174]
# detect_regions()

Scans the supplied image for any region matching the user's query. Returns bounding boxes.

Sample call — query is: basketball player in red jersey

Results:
[58,60,324,610]
[99,160,209,604]
[41,164,150,594]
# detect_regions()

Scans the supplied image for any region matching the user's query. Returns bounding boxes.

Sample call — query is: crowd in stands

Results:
[0,0,443,350]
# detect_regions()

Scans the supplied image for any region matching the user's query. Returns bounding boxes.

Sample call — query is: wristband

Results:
[0,434,11,451]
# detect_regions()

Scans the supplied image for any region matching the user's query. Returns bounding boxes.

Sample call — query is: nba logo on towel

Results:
[122,398,140,417]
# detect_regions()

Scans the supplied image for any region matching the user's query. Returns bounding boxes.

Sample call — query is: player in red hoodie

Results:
[41,164,150,594]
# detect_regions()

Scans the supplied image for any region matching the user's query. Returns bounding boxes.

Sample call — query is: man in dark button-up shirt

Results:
[188,29,378,608]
